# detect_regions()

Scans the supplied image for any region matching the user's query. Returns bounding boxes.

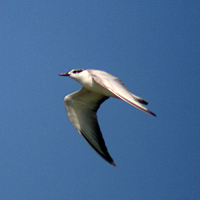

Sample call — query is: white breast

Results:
[72,70,116,97]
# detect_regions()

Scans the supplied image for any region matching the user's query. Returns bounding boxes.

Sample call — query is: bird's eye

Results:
[72,69,83,74]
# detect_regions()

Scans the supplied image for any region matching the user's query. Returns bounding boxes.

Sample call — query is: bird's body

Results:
[60,69,156,166]
[65,69,117,97]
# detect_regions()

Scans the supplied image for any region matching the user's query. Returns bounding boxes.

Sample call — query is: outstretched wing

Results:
[88,69,156,116]
[64,87,116,166]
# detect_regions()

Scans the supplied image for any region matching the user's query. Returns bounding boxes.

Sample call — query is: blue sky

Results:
[1,1,200,199]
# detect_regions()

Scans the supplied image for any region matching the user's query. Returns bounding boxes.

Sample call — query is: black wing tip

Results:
[137,99,148,105]
[111,161,117,167]
[148,110,156,117]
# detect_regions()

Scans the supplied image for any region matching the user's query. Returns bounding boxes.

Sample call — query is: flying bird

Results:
[59,69,156,166]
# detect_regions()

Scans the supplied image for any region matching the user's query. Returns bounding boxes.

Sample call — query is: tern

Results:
[60,69,156,166]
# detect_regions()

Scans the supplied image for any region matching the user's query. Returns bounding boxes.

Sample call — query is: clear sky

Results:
[1,1,200,199]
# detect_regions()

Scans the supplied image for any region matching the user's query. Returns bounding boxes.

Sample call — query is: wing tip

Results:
[147,110,156,117]
[111,161,117,167]
[137,99,148,105]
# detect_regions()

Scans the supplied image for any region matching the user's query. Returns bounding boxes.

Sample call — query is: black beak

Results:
[59,72,70,76]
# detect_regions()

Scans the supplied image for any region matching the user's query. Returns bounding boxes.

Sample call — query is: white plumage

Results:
[60,69,156,166]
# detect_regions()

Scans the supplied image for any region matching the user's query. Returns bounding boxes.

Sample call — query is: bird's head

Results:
[59,69,85,78]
